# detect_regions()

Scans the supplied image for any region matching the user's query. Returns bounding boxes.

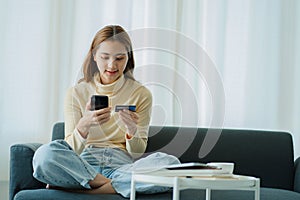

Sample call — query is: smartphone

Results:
[90,95,109,111]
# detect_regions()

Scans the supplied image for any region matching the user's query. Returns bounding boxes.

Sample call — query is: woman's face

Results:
[94,40,128,84]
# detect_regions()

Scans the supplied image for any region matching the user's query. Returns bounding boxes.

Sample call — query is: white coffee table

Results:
[130,172,260,200]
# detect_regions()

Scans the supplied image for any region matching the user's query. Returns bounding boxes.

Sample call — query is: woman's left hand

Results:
[118,109,139,137]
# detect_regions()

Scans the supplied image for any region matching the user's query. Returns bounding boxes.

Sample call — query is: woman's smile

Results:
[105,69,119,76]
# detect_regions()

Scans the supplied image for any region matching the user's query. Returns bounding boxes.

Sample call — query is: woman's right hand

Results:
[76,100,111,139]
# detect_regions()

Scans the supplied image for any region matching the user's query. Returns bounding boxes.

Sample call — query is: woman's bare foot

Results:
[86,174,116,194]
[45,174,116,194]
[81,182,116,194]
[88,174,111,188]
[46,184,64,190]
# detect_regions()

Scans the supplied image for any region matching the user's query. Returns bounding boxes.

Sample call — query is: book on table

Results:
[133,162,234,177]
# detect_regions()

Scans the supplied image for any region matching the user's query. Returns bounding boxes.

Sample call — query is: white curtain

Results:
[1,0,300,181]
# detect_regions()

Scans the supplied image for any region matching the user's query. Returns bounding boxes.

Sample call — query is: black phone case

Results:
[90,95,108,110]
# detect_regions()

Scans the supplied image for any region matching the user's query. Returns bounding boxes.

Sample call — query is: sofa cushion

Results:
[10,143,46,200]
[14,188,300,200]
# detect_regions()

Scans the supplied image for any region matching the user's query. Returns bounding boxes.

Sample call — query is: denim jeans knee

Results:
[32,140,97,189]
[111,152,180,198]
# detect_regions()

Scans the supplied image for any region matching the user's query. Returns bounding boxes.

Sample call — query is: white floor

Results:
[0,181,9,200]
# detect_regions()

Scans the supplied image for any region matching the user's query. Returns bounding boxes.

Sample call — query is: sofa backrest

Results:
[52,122,64,141]
[146,126,294,191]
[52,122,294,191]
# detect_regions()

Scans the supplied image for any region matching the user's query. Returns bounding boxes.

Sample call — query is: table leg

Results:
[130,176,136,200]
[255,179,260,200]
[206,188,211,200]
[255,189,260,200]
[173,177,180,200]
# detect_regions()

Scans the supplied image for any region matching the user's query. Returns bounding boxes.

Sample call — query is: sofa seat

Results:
[14,188,300,200]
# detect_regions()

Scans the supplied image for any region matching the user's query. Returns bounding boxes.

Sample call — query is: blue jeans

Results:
[32,140,180,198]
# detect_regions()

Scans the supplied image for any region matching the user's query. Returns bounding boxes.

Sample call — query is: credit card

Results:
[115,105,136,112]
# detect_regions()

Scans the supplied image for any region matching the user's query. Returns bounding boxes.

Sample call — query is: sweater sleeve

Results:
[125,87,152,158]
[64,87,86,154]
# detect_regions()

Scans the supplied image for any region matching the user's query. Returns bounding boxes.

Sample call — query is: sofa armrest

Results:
[295,157,300,193]
[9,143,46,200]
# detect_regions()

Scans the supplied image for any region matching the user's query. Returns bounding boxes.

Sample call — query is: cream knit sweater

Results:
[64,74,152,158]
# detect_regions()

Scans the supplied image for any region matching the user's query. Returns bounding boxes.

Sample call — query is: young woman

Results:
[32,25,180,198]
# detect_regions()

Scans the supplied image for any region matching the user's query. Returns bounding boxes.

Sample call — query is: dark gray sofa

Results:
[10,122,300,200]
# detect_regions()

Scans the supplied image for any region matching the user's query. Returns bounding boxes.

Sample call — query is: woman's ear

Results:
[92,52,96,62]
[92,48,98,62]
